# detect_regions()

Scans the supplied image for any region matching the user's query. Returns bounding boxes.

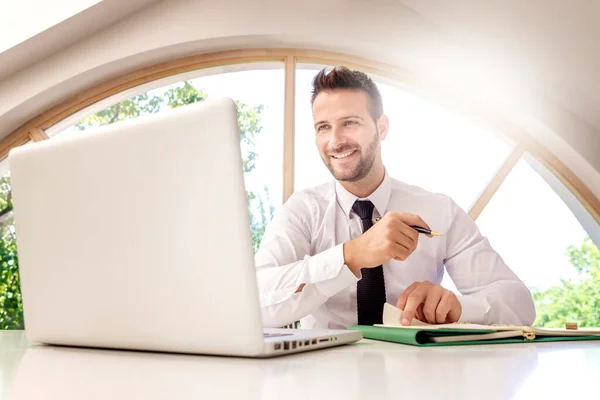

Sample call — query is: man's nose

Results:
[329,125,346,148]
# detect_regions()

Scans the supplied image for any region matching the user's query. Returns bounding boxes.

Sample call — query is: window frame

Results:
[1,48,598,225]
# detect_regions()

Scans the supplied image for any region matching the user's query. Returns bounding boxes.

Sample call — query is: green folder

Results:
[348,325,600,347]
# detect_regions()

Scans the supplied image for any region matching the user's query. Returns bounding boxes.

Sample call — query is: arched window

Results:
[1,50,598,330]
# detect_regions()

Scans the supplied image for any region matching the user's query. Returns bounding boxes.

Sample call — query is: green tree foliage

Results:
[533,236,600,327]
[0,175,21,329]
[74,80,274,252]
[0,80,273,329]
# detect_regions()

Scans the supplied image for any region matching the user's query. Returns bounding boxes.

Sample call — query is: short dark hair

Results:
[310,66,383,120]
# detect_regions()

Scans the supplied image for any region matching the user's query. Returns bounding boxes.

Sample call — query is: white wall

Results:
[0,0,103,53]
[0,0,598,198]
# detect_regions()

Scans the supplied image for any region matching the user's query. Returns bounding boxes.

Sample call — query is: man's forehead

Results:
[312,89,370,117]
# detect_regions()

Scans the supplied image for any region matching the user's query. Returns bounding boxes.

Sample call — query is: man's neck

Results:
[338,165,385,199]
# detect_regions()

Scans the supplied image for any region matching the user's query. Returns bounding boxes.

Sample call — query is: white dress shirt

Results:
[255,171,536,329]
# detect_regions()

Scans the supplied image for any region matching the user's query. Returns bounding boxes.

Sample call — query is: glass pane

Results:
[295,67,336,190]
[52,67,285,252]
[294,65,514,211]
[474,154,600,327]
[0,156,24,330]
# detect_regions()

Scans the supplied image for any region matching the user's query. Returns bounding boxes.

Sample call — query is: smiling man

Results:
[255,66,535,329]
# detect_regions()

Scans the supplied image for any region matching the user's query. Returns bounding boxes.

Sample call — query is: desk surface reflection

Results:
[2,331,599,400]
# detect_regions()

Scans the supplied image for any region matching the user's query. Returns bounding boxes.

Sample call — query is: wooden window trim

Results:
[283,56,296,202]
[0,48,597,223]
[468,141,527,221]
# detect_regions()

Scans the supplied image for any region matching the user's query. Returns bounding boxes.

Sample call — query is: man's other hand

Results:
[396,281,462,325]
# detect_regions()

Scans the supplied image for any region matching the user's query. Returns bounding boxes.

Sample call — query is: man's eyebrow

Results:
[314,115,364,128]
[340,115,364,121]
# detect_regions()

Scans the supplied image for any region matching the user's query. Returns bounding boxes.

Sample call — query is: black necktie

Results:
[352,200,387,325]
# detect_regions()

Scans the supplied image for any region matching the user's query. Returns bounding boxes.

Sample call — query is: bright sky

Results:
[49,66,597,293]
[0,0,102,53]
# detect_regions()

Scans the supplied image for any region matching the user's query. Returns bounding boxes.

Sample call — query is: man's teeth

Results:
[332,151,354,159]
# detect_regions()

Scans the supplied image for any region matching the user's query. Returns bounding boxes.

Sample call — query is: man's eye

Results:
[345,120,357,126]
[317,125,329,132]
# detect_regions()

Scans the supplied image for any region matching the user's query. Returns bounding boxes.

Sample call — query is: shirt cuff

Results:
[303,244,359,298]
[457,295,489,324]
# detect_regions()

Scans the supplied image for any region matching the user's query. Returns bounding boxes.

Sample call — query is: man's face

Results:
[312,89,384,182]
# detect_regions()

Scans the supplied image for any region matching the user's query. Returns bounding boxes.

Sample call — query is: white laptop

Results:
[8,97,362,357]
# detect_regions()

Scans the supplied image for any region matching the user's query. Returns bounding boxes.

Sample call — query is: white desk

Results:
[1,330,599,399]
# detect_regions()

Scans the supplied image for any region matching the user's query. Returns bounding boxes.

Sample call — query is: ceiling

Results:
[403,0,600,131]
[0,0,597,189]
[0,0,159,81]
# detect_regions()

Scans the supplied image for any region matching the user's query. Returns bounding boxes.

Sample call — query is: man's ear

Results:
[377,114,389,141]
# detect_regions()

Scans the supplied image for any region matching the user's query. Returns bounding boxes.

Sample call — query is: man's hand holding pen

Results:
[343,212,433,275]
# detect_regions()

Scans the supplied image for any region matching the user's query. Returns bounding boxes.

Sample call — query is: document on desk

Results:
[348,303,600,347]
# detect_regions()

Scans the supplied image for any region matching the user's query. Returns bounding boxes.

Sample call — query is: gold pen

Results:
[375,217,442,236]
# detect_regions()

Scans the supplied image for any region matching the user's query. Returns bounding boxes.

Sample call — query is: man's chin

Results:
[323,159,364,182]
[331,168,361,182]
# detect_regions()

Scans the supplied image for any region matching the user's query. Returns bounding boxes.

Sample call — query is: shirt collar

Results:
[335,169,392,219]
